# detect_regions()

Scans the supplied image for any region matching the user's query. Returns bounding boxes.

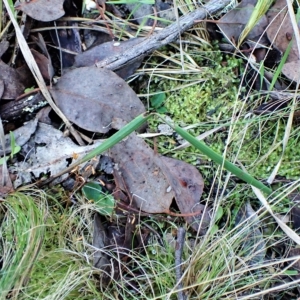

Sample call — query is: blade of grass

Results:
[6,0,15,19]
[287,3,300,59]
[266,8,300,182]
[267,95,296,184]
[0,117,9,185]
[268,40,292,93]
[259,61,265,90]
[162,117,273,195]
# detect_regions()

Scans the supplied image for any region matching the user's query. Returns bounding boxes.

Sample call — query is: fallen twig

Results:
[96,0,232,71]
[175,227,186,300]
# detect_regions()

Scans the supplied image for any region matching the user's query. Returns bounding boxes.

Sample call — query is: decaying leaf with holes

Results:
[11,122,103,187]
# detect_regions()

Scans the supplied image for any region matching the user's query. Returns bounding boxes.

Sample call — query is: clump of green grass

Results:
[0,191,48,299]
[0,190,101,299]
[20,193,102,299]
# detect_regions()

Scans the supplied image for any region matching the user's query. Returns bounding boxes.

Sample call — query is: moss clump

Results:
[152,53,242,128]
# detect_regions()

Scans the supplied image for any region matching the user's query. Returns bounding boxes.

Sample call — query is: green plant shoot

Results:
[150,92,168,113]
[0,132,21,165]
[82,182,115,216]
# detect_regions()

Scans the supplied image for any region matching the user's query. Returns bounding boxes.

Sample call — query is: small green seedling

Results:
[82,182,115,216]
[215,206,224,223]
[0,132,21,165]
[209,206,224,235]
[150,92,168,114]
[24,86,35,93]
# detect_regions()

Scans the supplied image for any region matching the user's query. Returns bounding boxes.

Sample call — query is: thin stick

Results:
[175,227,186,300]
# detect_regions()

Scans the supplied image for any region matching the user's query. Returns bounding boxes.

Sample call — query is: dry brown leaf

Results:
[31,49,53,81]
[266,0,300,81]
[110,133,174,213]
[0,61,26,99]
[0,167,14,196]
[12,122,104,187]
[15,0,65,22]
[109,132,209,233]
[266,0,299,62]
[282,60,300,83]
[50,67,145,133]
